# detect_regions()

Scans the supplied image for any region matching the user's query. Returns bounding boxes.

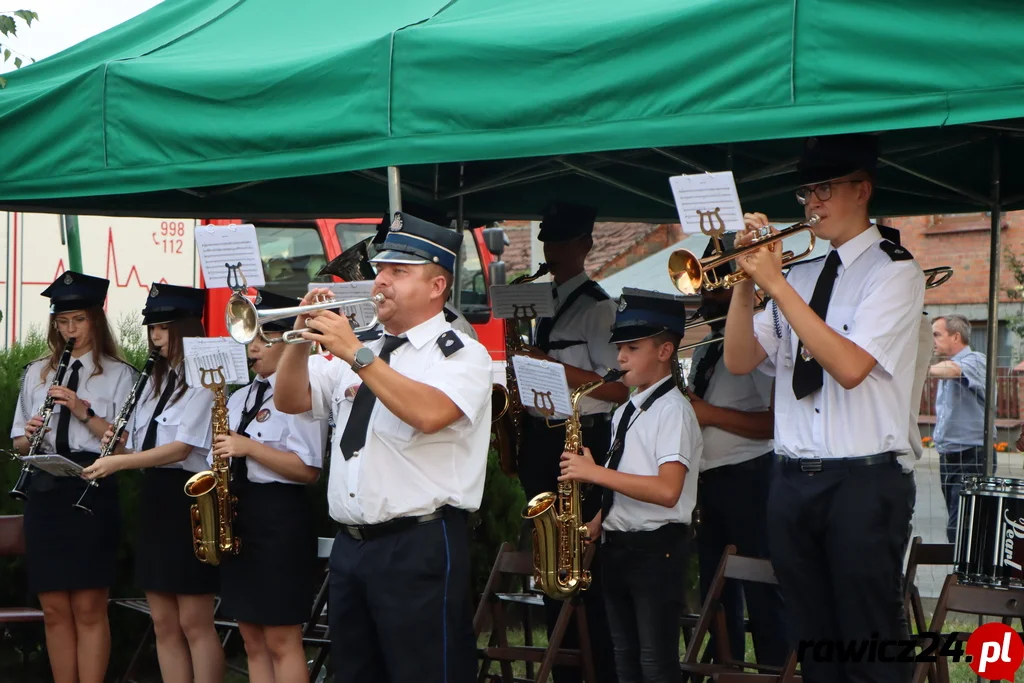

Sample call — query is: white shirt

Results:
[308,311,492,525]
[127,365,214,473]
[602,376,703,532]
[687,338,774,470]
[11,351,136,454]
[752,225,925,467]
[222,374,326,484]
[529,272,620,417]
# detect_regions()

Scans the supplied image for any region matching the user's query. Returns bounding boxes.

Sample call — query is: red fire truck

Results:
[199,218,510,360]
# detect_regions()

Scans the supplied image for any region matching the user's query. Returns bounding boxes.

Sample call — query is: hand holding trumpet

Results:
[299,288,362,364]
[734,213,787,296]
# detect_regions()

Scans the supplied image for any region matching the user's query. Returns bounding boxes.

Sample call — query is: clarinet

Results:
[10,337,77,501]
[73,348,159,514]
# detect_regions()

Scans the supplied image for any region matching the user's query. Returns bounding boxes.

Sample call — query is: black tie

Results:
[142,370,177,451]
[339,335,408,460]
[233,380,270,483]
[601,400,637,520]
[691,333,724,399]
[54,360,82,455]
[792,250,842,400]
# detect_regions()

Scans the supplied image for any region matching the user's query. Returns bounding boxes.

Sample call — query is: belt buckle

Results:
[800,459,823,473]
[346,525,366,541]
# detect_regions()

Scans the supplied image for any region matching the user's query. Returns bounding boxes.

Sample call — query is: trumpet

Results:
[669,215,821,293]
[225,291,385,346]
[924,266,953,289]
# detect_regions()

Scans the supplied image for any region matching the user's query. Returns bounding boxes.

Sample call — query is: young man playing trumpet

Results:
[723,134,923,683]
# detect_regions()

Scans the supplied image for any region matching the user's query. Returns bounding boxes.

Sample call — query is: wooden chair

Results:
[474,541,598,683]
[0,515,45,670]
[911,573,1024,683]
[901,536,954,683]
[679,545,800,683]
[303,536,335,681]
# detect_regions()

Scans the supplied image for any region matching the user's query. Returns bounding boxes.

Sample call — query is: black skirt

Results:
[23,452,121,595]
[219,481,317,625]
[135,468,219,595]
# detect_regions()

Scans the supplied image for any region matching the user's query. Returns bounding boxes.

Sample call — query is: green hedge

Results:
[0,318,528,675]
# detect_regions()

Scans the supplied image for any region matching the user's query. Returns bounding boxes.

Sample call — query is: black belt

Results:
[339,508,449,542]
[529,413,610,429]
[604,523,688,549]
[780,452,898,473]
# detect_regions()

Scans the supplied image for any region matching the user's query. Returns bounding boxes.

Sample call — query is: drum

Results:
[953,476,1024,589]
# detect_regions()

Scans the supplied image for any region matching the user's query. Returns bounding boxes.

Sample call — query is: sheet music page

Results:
[194,223,266,288]
[490,283,556,319]
[306,282,378,329]
[183,337,249,387]
[511,356,572,418]
[20,454,84,478]
[669,171,745,235]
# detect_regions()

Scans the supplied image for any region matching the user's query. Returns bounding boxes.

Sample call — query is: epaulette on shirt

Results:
[443,306,458,323]
[436,330,464,357]
[880,240,913,261]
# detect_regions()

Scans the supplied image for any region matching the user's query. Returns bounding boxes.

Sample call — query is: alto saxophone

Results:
[184,367,240,565]
[522,368,624,599]
[492,263,550,476]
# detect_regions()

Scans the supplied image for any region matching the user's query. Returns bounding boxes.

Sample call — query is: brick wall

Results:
[884,212,1024,306]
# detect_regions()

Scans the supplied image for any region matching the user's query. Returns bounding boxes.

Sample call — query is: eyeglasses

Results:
[795,179,864,205]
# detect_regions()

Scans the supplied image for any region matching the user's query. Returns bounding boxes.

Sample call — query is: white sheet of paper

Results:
[511,355,572,418]
[194,223,266,288]
[669,171,745,235]
[20,454,84,478]
[305,282,379,330]
[183,337,249,387]
[489,283,556,319]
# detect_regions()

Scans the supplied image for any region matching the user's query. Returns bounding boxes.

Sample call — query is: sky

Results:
[1,0,162,73]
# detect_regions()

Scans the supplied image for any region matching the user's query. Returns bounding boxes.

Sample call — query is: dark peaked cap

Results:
[41,271,109,314]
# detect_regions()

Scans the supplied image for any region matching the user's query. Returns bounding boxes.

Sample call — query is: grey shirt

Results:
[933,345,987,453]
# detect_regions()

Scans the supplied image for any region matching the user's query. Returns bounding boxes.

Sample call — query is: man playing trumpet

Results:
[723,134,924,683]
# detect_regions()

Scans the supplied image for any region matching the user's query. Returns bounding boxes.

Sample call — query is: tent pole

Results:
[63,215,83,272]
[388,166,402,217]
[982,135,1002,477]
[453,163,464,310]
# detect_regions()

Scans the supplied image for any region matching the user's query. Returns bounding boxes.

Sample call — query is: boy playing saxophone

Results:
[560,287,702,683]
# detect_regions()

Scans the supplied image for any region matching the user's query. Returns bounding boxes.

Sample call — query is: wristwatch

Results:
[78,407,95,424]
[351,346,376,372]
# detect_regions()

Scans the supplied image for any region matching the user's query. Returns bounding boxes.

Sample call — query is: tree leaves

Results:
[0,8,38,89]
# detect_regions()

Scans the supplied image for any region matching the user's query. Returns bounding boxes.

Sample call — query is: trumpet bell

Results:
[225,294,260,345]
[667,250,704,295]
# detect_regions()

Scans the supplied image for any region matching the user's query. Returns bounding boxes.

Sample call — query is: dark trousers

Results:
[938,446,990,543]
[602,524,689,683]
[519,414,618,683]
[696,452,788,666]
[767,456,915,683]
[328,508,476,683]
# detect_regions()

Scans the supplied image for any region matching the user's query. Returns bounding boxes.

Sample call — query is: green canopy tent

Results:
[0,0,1023,462]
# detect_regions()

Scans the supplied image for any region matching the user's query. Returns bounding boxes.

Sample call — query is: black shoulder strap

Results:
[443,306,458,323]
[536,280,607,352]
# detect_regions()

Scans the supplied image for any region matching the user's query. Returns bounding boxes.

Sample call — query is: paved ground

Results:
[910,448,1023,598]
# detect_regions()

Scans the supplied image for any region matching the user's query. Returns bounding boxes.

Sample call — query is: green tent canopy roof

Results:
[0,0,1022,221]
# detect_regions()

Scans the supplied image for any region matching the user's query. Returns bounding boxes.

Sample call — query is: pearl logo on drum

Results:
[1002,509,1024,573]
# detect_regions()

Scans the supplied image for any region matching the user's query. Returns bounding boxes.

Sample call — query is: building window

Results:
[969,320,1012,364]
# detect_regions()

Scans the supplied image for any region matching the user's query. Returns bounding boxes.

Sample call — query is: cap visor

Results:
[609,327,664,344]
[369,250,431,266]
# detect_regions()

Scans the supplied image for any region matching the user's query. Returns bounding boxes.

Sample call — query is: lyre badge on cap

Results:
[617,298,627,312]
[149,286,159,298]
[389,214,403,232]
[63,273,73,285]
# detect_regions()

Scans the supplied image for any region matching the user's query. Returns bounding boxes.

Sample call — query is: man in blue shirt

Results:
[929,314,989,542]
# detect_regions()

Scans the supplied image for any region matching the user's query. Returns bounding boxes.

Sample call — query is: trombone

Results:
[924,266,953,289]
[669,215,821,293]
[225,290,384,346]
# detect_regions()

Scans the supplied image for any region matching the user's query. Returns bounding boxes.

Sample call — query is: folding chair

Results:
[474,541,598,683]
[901,536,954,683]
[679,545,800,683]
[304,536,334,681]
[0,515,45,671]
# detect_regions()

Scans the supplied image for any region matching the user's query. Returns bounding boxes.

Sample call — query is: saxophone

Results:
[183,367,240,565]
[522,368,624,599]
[492,263,550,476]
[9,337,76,501]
